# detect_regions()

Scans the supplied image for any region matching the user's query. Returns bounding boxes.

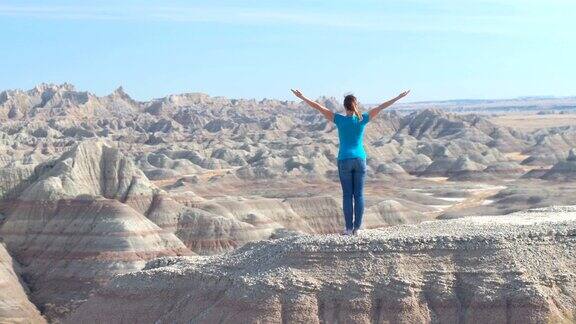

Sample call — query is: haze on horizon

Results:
[1,0,575,103]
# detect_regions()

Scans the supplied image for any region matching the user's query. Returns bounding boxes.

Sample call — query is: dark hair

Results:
[343,94,357,111]
[343,94,362,121]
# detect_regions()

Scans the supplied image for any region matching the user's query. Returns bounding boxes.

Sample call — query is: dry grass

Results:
[489,113,576,131]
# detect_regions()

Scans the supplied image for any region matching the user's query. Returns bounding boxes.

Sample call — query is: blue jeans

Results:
[337,158,366,230]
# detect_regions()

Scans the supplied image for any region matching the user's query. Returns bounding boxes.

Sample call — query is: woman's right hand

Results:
[291,89,304,99]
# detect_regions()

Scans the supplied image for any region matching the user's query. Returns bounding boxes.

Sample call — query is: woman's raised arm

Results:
[291,89,334,122]
[368,90,410,120]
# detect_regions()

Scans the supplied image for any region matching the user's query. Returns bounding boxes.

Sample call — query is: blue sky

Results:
[0,0,575,102]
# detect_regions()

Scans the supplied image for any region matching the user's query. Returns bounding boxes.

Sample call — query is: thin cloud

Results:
[0,3,569,35]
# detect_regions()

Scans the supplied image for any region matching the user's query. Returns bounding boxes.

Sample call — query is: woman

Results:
[290,89,410,235]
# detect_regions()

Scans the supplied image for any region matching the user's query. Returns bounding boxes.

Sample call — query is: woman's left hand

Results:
[397,90,411,99]
[291,89,304,99]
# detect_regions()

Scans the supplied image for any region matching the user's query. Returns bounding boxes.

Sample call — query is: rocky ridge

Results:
[67,206,576,324]
[1,83,565,183]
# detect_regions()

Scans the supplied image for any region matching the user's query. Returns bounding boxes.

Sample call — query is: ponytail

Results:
[352,105,363,122]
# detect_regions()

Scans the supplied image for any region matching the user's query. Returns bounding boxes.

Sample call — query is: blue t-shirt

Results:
[333,112,370,160]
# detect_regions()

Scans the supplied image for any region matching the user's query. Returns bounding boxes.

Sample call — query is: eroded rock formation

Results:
[0,83,550,182]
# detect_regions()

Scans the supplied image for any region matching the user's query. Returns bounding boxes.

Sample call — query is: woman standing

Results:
[290,89,410,235]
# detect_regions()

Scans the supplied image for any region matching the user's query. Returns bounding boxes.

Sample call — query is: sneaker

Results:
[352,228,360,235]
[342,229,353,236]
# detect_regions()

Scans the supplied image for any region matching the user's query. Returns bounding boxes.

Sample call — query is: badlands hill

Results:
[0,140,191,319]
[67,206,576,324]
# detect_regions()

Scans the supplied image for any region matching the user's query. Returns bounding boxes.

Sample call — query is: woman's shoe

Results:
[342,229,353,235]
